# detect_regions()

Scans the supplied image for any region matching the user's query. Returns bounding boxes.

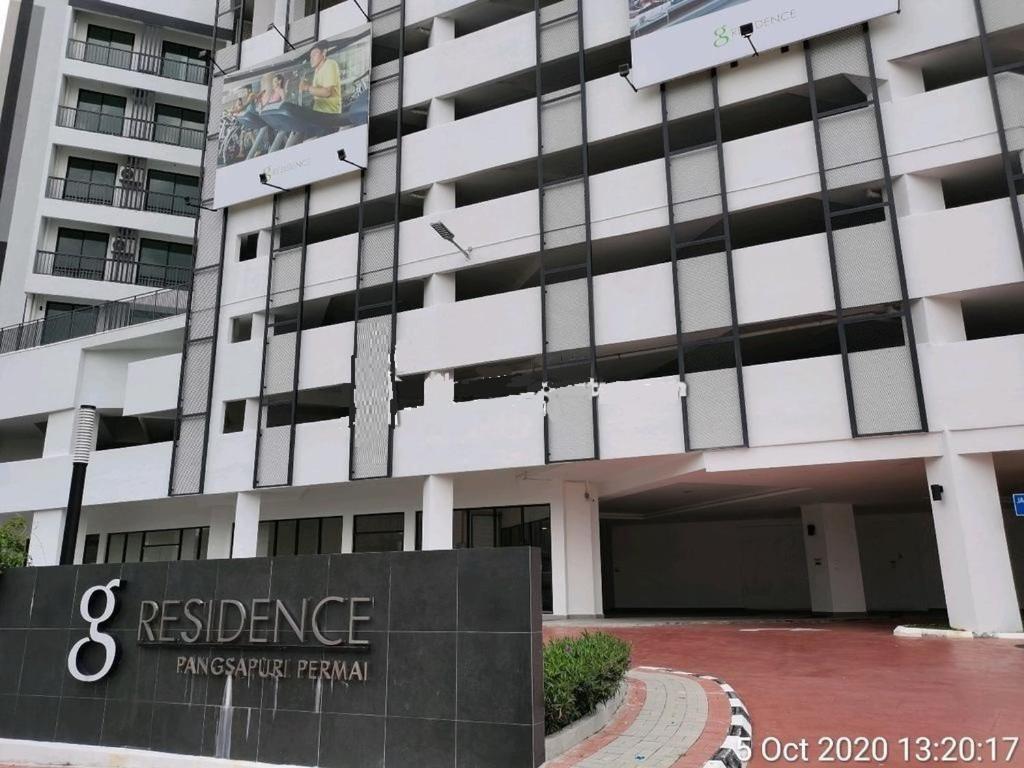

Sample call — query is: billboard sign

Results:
[213,24,371,207]
[627,0,900,89]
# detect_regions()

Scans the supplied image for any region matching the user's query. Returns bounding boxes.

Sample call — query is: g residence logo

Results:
[712,9,797,48]
[67,578,121,683]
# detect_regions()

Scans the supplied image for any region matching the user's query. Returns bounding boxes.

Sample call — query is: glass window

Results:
[161,41,208,84]
[352,513,405,553]
[53,228,109,281]
[454,506,553,612]
[297,518,320,555]
[84,25,135,69]
[42,301,97,344]
[74,90,126,136]
[103,526,209,563]
[64,157,117,206]
[145,170,199,216]
[153,103,205,149]
[259,516,345,556]
[321,517,344,555]
[275,519,297,556]
[137,238,193,288]
[82,534,100,564]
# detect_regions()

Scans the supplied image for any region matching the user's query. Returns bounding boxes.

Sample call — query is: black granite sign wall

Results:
[0,547,544,767]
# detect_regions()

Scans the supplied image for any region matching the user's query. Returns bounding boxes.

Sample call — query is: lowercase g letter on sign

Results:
[67,578,121,683]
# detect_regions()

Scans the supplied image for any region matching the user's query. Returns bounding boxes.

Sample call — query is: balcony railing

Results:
[34,250,192,289]
[46,176,197,218]
[66,39,209,85]
[0,286,189,354]
[56,106,205,150]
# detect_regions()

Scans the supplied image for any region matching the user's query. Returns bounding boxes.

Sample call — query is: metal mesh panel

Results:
[684,367,744,450]
[665,75,714,121]
[542,179,586,248]
[203,137,219,200]
[365,145,398,201]
[264,332,297,396]
[539,2,579,63]
[207,78,223,135]
[819,108,883,188]
[195,211,223,269]
[188,267,219,340]
[358,224,396,287]
[180,339,213,415]
[370,0,400,11]
[544,278,591,353]
[352,314,393,479]
[848,345,922,434]
[540,89,583,155]
[370,6,400,36]
[979,0,1024,32]
[546,382,595,462]
[256,425,291,486]
[171,415,207,495]
[270,246,303,307]
[678,252,732,333]
[995,71,1024,152]
[215,44,239,72]
[833,221,902,308]
[810,27,870,80]
[670,146,723,222]
[370,74,400,116]
[289,13,316,43]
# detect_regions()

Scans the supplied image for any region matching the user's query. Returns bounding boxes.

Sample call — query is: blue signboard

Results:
[1014,493,1024,518]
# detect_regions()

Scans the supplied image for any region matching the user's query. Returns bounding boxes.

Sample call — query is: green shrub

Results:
[543,631,631,734]
[0,516,29,575]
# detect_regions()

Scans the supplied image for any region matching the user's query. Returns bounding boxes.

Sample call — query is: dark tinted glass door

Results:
[137,238,193,287]
[145,170,199,215]
[74,90,126,136]
[54,228,109,280]
[64,157,117,205]
[160,41,208,83]
[42,301,98,344]
[154,104,206,148]
[85,25,135,69]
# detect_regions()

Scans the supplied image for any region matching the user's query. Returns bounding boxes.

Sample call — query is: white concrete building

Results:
[1,0,1023,632]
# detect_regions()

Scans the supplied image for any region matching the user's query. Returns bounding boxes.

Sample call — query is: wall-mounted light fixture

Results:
[337,149,366,172]
[259,172,288,192]
[618,63,638,93]
[430,221,472,259]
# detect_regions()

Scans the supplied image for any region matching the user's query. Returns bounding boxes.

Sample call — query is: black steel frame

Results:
[348,1,406,481]
[973,0,1024,266]
[535,0,600,464]
[214,0,245,74]
[167,18,228,496]
[659,70,749,451]
[261,515,345,556]
[803,24,928,438]
[253,186,312,489]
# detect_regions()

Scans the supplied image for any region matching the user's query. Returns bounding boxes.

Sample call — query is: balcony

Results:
[45,176,197,218]
[56,105,204,150]
[65,39,208,85]
[33,250,192,289]
[0,286,188,354]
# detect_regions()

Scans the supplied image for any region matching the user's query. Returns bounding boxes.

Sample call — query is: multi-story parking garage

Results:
[0,0,1022,633]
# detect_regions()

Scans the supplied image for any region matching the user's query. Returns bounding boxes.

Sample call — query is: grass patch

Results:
[544,631,631,734]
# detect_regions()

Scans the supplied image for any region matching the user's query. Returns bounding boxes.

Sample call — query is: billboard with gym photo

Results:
[213,23,371,207]
[627,0,900,89]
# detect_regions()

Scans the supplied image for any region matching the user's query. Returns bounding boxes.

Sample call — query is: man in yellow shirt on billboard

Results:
[300,45,342,115]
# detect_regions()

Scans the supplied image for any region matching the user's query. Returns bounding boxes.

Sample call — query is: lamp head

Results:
[430,222,456,242]
[618,63,631,78]
[259,172,269,185]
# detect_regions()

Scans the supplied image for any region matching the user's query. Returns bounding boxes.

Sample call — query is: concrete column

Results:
[558,482,603,618]
[423,271,456,306]
[800,504,867,614]
[424,371,455,407]
[427,97,455,128]
[244,398,261,431]
[207,508,235,559]
[424,181,456,216]
[42,409,76,457]
[911,296,966,345]
[421,474,454,550]
[926,440,1022,633]
[231,492,262,559]
[429,15,455,46]
[403,509,418,551]
[28,509,65,567]
[893,174,945,217]
[885,61,927,99]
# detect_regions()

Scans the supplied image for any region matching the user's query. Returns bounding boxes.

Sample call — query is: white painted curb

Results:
[894,625,1024,640]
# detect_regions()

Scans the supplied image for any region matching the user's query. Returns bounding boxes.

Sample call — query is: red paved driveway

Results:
[546,620,1024,766]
